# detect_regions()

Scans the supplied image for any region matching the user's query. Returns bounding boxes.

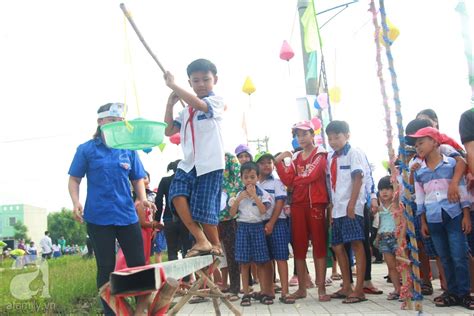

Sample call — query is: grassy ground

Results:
[0,253,168,315]
[1,255,100,315]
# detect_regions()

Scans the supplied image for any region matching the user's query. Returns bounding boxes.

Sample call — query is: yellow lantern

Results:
[379,18,399,46]
[242,76,256,95]
[329,86,341,103]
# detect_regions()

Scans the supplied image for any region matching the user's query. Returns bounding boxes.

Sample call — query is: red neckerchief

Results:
[184,107,196,155]
[330,152,338,192]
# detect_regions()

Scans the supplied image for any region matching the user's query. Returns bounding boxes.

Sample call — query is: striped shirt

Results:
[414,155,470,223]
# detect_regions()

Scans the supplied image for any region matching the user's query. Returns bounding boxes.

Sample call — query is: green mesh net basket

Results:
[101,118,167,150]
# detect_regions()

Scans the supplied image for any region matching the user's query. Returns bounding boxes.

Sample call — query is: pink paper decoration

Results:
[310,117,322,131]
[314,134,323,145]
[317,93,329,109]
[169,133,181,145]
[279,40,295,61]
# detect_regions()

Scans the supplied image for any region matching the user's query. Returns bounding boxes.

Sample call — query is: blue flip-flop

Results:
[342,296,368,304]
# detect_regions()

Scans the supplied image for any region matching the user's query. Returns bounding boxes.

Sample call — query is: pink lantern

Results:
[317,93,329,109]
[279,40,295,61]
[169,133,181,145]
[310,117,322,131]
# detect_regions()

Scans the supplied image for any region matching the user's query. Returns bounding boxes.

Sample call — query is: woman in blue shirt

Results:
[68,102,153,315]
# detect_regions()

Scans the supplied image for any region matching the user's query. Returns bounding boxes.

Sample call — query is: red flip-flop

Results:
[363,287,383,295]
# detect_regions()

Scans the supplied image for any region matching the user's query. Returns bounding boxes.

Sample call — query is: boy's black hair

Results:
[377,175,393,191]
[145,171,150,181]
[405,118,433,146]
[186,59,217,77]
[405,118,433,135]
[416,109,439,127]
[325,120,350,134]
[167,159,181,173]
[240,161,259,177]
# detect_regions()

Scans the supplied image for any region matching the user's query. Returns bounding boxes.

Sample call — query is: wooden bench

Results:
[100,255,241,315]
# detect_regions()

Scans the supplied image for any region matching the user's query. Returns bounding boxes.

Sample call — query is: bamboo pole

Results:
[119,3,185,108]
[379,0,423,311]
[120,3,165,72]
[368,2,413,308]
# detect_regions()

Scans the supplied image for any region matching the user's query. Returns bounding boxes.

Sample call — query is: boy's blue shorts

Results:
[264,218,290,261]
[169,168,223,225]
[332,215,364,246]
[235,222,270,264]
[152,230,167,253]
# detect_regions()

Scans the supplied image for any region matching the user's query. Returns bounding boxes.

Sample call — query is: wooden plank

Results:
[168,277,204,315]
[110,255,214,295]
[149,278,179,315]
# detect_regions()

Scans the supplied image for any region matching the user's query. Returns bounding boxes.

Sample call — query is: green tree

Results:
[48,208,87,246]
[13,220,30,241]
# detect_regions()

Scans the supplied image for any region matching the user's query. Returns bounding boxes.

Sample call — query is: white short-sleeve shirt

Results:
[174,93,225,176]
[235,184,272,223]
[328,144,367,218]
[258,175,288,220]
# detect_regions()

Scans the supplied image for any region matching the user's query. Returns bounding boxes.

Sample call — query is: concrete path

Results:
[173,257,472,315]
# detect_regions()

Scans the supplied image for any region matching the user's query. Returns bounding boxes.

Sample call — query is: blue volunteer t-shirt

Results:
[68,137,146,226]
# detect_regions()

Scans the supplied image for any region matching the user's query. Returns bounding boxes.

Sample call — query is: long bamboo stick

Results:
[120,3,185,108]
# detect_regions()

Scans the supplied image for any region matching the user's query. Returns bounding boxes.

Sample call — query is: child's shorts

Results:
[264,218,290,261]
[235,222,270,264]
[331,215,364,246]
[377,233,398,254]
[153,230,167,254]
[169,168,223,225]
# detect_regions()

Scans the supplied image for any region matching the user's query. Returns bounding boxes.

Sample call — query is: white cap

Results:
[98,103,125,119]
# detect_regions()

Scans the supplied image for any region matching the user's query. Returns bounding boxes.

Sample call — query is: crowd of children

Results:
[87,57,474,311]
[206,109,473,310]
[162,58,474,310]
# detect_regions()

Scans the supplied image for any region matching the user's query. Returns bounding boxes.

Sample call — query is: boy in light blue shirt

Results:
[411,127,473,310]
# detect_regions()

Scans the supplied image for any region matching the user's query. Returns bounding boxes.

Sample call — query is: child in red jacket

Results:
[275,120,330,301]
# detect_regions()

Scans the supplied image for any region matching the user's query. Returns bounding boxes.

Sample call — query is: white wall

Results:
[23,205,47,245]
